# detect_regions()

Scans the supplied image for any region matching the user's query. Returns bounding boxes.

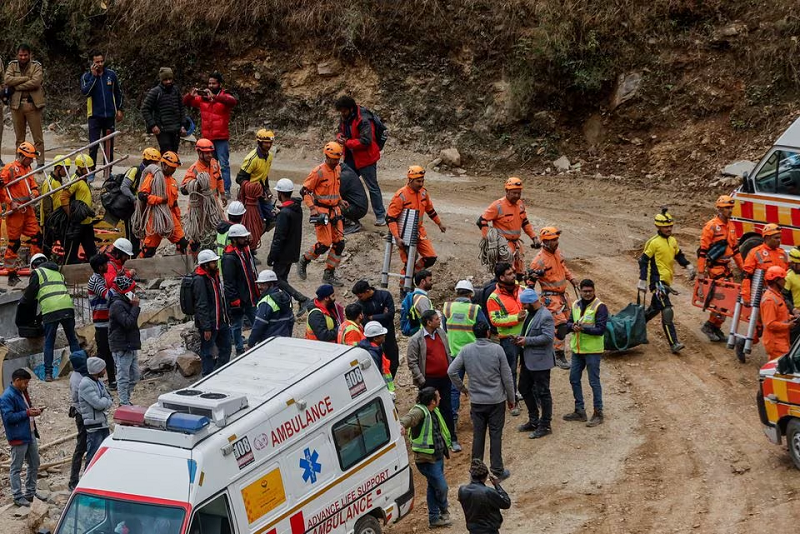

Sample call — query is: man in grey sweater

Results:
[449,321,515,480]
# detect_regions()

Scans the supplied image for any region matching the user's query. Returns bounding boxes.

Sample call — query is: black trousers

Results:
[156,131,181,153]
[273,261,309,303]
[69,412,87,489]
[95,326,115,384]
[66,224,97,264]
[123,217,141,257]
[519,366,553,428]
[423,376,457,442]
[383,328,400,377]
[470,402,506,475]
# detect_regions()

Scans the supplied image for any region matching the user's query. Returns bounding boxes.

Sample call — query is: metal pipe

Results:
[380,234,393,288]
[727,296,743,349]
[744,269,765,354]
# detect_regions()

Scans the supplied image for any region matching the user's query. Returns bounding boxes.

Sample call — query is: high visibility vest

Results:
[306,308,335,341]
[442,300,479,356]
[216,229,230,259]
[36,268,73,316]
[337,320,362,346]
[569,298,605,354]
[488,289,524,337]
[255,292,293,329]
[409,405,451,454]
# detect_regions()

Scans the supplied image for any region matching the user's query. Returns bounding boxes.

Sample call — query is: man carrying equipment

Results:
[740,224,788,304]
[236,129,275,224]
[182,138,224,203]
[40,155,70,258]
[1,142,42,281]
[761,266,797,362]
[137,151,188,257]
[61,154,97,264]
[121,147,161,256]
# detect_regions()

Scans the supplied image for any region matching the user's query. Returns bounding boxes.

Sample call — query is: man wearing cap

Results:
[5,44,45,166]
[108,275,141,405]
[449,322,514,479]
[306,285,344,342]
[61,153,97,264]
[237,129,277,229]
[515,288,555,439]
[217,201,245,258]
[138,151,189,257]
[340,162,369,234]
[358,321,395,392]
[352,280,399,376]
[78,357,113,465]
[191,250,231,376]
[0,142,42,280]
[121,148,161,256]
[19,254,81,382]
[761,266,797,362]
[40,154,70,258]
[478,177,539,274]
[249,269,294,345]
[140,67,186,153]
[181,137,224,204]
[104,238,136,291]
[222,224,259,355]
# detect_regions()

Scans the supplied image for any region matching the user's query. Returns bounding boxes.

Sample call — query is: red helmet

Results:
[196,138,214,153]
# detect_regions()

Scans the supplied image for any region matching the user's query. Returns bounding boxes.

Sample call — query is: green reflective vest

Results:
[569,298,605,354]
[442,300,479,356]
[410,404,451,454]
[258,293,280,312]
[216,229,230,270]
[36,268,73,316]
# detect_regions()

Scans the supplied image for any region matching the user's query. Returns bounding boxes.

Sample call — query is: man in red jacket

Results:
[184,72,238,198]
[335,96,386,226]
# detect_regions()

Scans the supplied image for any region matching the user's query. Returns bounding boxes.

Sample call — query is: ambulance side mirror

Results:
[741,171,754,193]
[777,353,795,375]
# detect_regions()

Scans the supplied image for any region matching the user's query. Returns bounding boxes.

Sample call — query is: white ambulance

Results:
[52,337,413,534]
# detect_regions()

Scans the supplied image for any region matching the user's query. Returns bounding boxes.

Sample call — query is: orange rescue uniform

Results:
[530,248,575,351]
[760,287,793,360]
[0,161,41,266]
[182,158,223,197]
[697,216,744,327]
[139,169,184,251]
[741,244,788,304]
[387,185,440,273]
[479,196,537,273]
[302,163,344,270]
[337,320,365,346]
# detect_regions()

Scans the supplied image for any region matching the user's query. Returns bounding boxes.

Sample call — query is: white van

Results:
[51,337,413,534]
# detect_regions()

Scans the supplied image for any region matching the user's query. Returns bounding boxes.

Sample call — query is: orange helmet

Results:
[142,147,161,162]
[161,151,181,168]
[256,129,275,142]
[17,142,38,159]
[196,138,215,153]
[715,195,735,208]
[761,223,781,237]
[505,177,523,190]
[323,142,343,159]
[407,165,426,180]
[765,265,787,282]
[540,226,561,241]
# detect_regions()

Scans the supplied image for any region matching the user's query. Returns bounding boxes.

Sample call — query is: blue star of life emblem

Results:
[300,447,322,483]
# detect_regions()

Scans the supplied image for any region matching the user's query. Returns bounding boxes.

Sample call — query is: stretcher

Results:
[692,278,752,321]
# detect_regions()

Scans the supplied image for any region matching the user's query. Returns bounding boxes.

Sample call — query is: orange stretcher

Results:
[692,278,752,322]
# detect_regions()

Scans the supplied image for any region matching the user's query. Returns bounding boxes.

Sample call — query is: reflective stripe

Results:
[569,298,604,354]
[409,405,451,454]
[305,308,334,341]
[36,268,73,315]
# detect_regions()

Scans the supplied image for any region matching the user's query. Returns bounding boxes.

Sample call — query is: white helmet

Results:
[275,178,294,193]
[455,280,474,293]
[256,270,278,283]
[197,249,220,265]
[227,201,246,217]
[228,224,251,238]
[30,253,48,268]
[113,237,134,257]
[364,321,388,338]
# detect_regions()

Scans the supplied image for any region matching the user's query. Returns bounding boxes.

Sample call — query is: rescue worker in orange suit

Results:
[760,266,797,362]
[697,195,745,342]
[386,166,446,278]
[182,137,225,204]
[477,177,539,275]
[529,227,579,370]
[0,142,41,282]
[297,142,346,286]
[137,151,189,257]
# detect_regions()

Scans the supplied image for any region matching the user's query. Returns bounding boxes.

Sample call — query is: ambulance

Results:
[52,337,413,534]
[730,116,800,257]
[757,346,800,470]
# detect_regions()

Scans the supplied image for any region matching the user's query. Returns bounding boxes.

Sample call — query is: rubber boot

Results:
[555,350,570,370]
[563,409,587,422]
[322,268,343,287]
[701,321,723,342]
[297,256,309,280]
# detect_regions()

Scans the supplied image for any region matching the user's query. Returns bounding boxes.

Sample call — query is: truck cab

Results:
[758,342,800,469]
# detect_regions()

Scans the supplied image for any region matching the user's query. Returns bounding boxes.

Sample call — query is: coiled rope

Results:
[479,227,513,273]
[183,172,223,247]
[241,180,265,250]
[132,163,174,239]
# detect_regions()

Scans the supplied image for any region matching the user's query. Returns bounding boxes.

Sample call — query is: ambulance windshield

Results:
[56,493,186,534]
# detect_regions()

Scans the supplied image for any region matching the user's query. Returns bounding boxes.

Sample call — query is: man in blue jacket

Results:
[352,280,399,377]
[0,369,43,506]
[80,50,123,165]
[249,270,295,345]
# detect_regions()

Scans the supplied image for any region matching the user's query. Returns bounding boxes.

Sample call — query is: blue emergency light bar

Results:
[166,413,211,434]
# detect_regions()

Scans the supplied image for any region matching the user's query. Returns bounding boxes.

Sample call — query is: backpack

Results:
[180,274,197,315]
[400,290,422,336]
[363,107,388,151]
[101,173,135,220]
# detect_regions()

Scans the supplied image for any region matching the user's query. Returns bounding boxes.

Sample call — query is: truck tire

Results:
[354,514,382,534]
[739,236,762,262]
[787,419,800,470]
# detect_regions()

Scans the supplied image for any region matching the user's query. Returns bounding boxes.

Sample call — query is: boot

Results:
[555,350,570,370]
[296,298,315,318]
[563,409,587,422]
[735,339,747,363]
[322,269,344,287]
[530,426,552,439]
[297,257,309,281]
[510,401,521,417]
[712,325,727,342]
[517,421,537,432]
[670,342,685,354]
[7,271,21,287]
[701,321,724,342]
[586,410,604,427]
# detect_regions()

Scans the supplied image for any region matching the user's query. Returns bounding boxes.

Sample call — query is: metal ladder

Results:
[380,209,419,293]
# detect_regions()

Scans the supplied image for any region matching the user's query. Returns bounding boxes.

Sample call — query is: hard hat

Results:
[161,151,181,168]
[30,253,48,268]
[256,270,278,283]
[16,142,38,158]
[226,201,246,217]
[455,280,474,293]
[196,138,215,153]
[142,147,161,161]
[228,224,251,238]
[654,208,675,227]
[761,223,781,237]
[765,265,787,282]
[364,321,388,338]
[790,248,800,264]
[113,238,134,257]
[540,226,561,241]
[75,153,94,169]
[53,155,72,169]
[197,249,220,265]
[715,195,735,208]
[323,142,343,159]
[256,129,275,142]
[407,165,426,180]
[505,177,523,190]
[275,178,295,193]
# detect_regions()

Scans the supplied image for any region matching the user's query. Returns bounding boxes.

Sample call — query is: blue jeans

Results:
[499,337,520,395]
[212,139,231,193]
[85,428,109,468]
[9,439,39,500]
[415,459,449,522]
[231,306,257,353]
[569,353,603,411]
[356,164,386,220]
[112,350,140,405]
[451,367,465,419]
[200,323,233,376]
[43,318,81,376]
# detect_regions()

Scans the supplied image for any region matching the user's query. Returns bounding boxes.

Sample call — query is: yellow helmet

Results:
[323,142,343,159]
[715,195,735,208]
[761,223,781,237]
[142,147,161,162]
[407,165,426,180]
[789,248,800,264]
[654,207,674,227]
[505,177,523,190]
[53,155,72,169]
[74,154,94,169]
[256,129,275,142]
[540,226,561,241]
[161,151,181,168]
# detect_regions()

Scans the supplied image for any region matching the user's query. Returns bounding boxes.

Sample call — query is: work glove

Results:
[687,265,697,281]
[637,280,648,292]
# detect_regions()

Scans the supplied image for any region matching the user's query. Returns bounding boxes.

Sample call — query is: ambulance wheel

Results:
[354,515,382,534]
[787,419,800,470]
[739,236,762,263]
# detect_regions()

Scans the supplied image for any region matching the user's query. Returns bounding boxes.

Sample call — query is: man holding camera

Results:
[80,50,124,165]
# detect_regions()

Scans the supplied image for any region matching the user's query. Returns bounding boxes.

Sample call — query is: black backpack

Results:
[363,108,388,150]
[180,274,196,315]
[101,173,135,220]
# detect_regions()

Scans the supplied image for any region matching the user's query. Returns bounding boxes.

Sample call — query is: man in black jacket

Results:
[268,179,313,315]
[107,275,141,406]
[340,163,368,234]
[458,459,511,534]
[192,250,231,376]
[352,280,399,377]
[221,224,259,355]
[140,67,187,153]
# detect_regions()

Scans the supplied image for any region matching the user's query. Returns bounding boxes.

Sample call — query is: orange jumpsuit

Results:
[0,161,41,267]
[182,158,223,197]
[697,216,744,327]
[139,169,185,253]
[760,287,792,360]
[478,196,537,273]
[741,244,788,304]
[530,248,575,351]
[387,185,440,274]
[302,163,344,270]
